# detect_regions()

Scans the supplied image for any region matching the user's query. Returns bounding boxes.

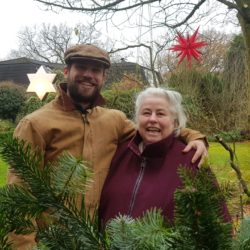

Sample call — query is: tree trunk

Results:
[238,14,250,131]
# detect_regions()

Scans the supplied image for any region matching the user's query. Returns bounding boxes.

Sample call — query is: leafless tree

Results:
[8,23,105,63]
[32,0,250,129]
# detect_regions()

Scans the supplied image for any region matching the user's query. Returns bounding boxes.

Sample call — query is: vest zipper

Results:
[128,157,146,216]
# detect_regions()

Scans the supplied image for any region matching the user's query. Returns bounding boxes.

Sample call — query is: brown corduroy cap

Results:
[64,44,111,68]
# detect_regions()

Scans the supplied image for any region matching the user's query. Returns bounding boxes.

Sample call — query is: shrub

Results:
[102,88,140,120]
[0,82,26,121]
[0,119,14,133]
[208,130,244,142]
[16,93,56,123]
[0,119,14,145]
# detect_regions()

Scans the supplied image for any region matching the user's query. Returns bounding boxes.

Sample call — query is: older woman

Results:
[99,87,201,225]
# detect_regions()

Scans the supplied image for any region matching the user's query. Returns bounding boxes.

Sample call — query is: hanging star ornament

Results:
[27,66,56,100]
[169,27,207,67]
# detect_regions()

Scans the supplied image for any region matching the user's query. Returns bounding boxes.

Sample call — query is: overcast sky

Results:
[0,0,241,62]
[0,0,86,60]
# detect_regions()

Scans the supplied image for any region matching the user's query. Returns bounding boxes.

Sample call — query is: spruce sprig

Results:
[0,136,106,249]
[106,209,175,250]
[174,166,232,250]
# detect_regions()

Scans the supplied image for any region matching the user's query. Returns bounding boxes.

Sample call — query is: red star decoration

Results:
[170,27,207,67]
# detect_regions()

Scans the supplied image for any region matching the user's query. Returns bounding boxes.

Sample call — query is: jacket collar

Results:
[128,131,176,158]
[56,82,106,112]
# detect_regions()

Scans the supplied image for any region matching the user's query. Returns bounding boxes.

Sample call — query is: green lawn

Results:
[209,141,250,184]
[0,157,8,186]
[0,141,249,188]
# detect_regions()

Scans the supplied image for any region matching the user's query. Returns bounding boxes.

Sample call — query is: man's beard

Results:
[67,81,100,104]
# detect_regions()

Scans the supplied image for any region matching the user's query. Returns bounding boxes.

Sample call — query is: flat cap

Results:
[64,44,111,68]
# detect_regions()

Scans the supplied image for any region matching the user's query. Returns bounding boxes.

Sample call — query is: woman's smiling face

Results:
[138,96,176,145]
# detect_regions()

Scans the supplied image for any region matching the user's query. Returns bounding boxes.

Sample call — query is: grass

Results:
[209,141,250,184]
[0,142,249,185]
[0,157,8,186]
[209,141,250,220]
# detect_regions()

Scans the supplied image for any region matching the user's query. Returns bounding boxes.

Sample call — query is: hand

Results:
[183,140,208,167]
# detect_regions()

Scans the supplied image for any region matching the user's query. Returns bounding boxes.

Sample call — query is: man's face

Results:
[64,61,106,104]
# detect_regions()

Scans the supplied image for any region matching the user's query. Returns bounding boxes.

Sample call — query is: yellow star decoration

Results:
[27,66,56,100]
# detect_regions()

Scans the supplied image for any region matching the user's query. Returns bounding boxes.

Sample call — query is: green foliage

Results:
[16,93,56,123]
[174,166,232,250]
[225,34,245,72]
[166,69,213,133]
[102,88,140,120]
[106,209,174,250]
[3,137,250,249]
[168,68,203,98]
[0,212,12,249]
[0,136,105,249]
[17,96,43,122]
[233,217,250,250]
[52,69,65,85]
[0,83,26,121]
[182,95,211,134]
[208,130,244,142]
[167,46,248,133]
[105,164,232,250]
[0,119,14,133]
[0,119,14,145]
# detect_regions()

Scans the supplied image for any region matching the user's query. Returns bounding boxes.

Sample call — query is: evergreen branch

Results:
[106,215,137,249]
[174,166,232,250]
[52,153,93,198]
[107,209,174,250]
[37,225,79,249]
[132,209,174,249]
[0,136,54,201]
[45,208,104,250]
[0,184,44,221]
[0,211,13,250]
[0,136,236,249]
[0,136,106,249]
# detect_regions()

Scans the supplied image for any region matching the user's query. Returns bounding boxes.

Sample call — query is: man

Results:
[8,44,207,249]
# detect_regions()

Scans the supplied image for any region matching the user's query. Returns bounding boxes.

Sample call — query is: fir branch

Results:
[0,212,13,250]
[106,215,137,249]
[0,136,54,202]
[107,209,174,250]
[0,184,43,235]
[37,225,79,249]
[0,136,106,249]
[174,166,232,250]
[51,153,93,198]
[131,209,174,249]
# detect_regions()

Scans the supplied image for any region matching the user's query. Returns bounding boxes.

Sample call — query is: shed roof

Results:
[0,57,162,87]
[0,57,63,85]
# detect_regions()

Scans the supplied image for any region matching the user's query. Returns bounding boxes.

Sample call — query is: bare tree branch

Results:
[110,43,160,86]
[34,0,161,12]
[161,0,207,28]
[9,23,103,63]
[217,0,237,10]
[215,135,250,197]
